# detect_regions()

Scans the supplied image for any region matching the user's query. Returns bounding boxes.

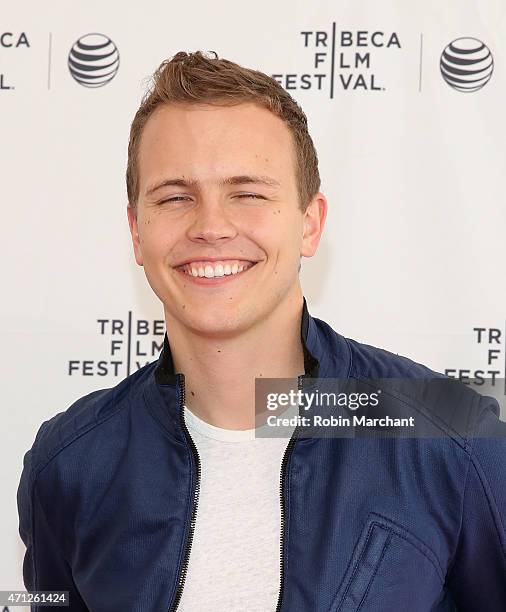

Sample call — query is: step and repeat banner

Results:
[2,0,505,602]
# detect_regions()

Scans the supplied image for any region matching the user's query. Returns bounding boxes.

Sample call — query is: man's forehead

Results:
[137,102,297,195]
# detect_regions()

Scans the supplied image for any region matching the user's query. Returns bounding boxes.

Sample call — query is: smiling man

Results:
[18,51,506,612]
[127,97,324,431]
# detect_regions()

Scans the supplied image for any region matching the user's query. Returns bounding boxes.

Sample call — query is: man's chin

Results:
[178,308,254,339]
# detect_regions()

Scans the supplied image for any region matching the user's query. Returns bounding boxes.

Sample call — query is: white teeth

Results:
[182,260,255,277]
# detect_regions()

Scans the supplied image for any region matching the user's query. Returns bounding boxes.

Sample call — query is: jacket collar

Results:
[145,296,351,442]
[154,296,321,385]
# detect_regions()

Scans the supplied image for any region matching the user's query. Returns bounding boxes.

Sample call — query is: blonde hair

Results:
[126,50,320,214]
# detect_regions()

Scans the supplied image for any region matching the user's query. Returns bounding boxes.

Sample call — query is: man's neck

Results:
[164,293,306,430]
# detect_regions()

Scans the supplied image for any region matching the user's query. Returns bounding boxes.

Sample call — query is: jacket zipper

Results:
[169,372,304,612]
[275,373,304,612]
[169,373,201,612]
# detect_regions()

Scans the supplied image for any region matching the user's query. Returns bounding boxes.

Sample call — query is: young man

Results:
[18,51,506,611]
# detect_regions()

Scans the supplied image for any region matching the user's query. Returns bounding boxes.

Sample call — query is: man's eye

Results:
[238,194,264,200]
[160,196,189,203]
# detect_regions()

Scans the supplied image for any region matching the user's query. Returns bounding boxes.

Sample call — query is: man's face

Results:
[128,101,326,337]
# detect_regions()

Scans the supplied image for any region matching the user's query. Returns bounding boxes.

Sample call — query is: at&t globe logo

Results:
[68,33,120,88]
[440,37,493,92]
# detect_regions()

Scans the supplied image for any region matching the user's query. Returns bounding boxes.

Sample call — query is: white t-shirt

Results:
[177,404,294,612]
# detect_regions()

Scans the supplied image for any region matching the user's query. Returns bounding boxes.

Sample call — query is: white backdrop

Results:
[2,0,505,602]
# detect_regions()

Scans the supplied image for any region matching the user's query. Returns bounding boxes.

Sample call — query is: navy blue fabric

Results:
[17,298,506,611]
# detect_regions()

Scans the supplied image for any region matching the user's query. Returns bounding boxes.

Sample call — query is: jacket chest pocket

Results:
[332,512,446,612]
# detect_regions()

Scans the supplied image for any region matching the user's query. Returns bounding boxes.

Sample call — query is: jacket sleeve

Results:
[17,423,89,611]
[445,395,506,610]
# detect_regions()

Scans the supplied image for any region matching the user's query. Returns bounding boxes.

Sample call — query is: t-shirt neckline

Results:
[183,404,259,442]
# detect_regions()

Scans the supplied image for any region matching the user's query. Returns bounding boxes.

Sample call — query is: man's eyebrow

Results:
[145,175,281,197]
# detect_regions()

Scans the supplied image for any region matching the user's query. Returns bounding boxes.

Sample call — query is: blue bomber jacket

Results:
[18,298,506,611]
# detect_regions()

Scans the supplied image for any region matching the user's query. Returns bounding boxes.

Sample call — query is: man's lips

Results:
[175,260,258,285]
[175,257,258,267]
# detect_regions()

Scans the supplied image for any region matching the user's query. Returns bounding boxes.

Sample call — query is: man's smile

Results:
[175,259,259,285]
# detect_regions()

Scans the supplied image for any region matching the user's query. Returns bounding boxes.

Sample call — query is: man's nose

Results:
[186,197,238,243]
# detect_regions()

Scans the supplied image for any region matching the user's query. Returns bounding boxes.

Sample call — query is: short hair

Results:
[126,50,320,215]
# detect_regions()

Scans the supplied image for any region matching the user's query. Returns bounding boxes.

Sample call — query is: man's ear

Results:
[300,192,327,258]
[127,204,143,266]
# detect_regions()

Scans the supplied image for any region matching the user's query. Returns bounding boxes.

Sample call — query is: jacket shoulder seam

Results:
[469,444,506,563]
[444,446,474,580]
[350,374,472,451]
[32,396,130,482]
[342,336,354,379]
